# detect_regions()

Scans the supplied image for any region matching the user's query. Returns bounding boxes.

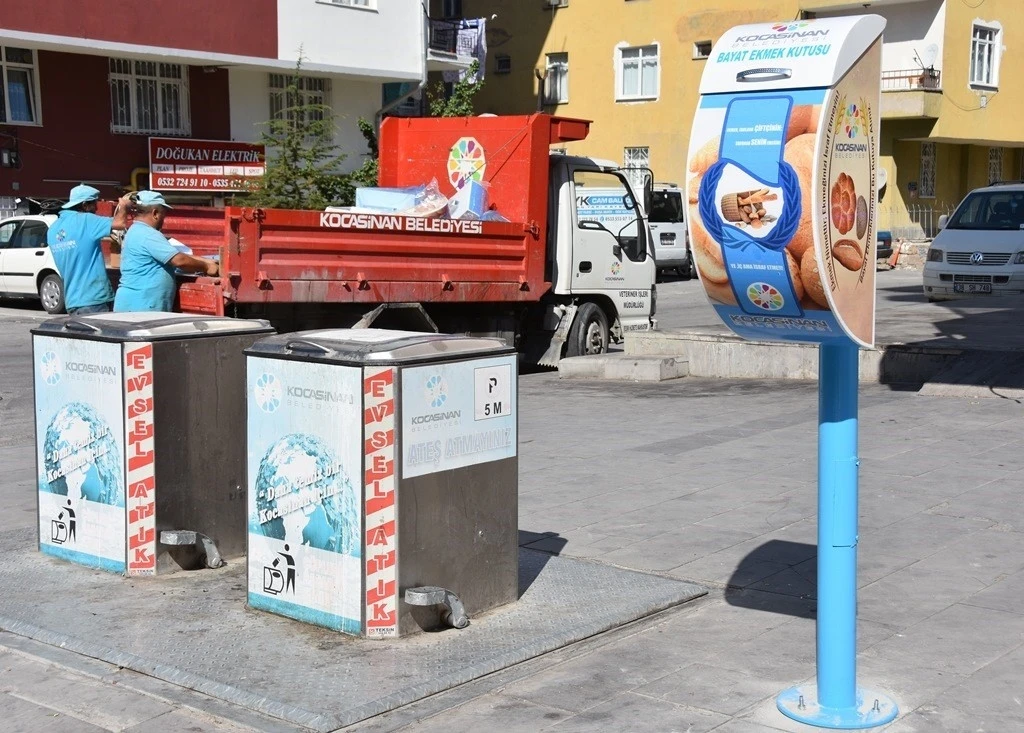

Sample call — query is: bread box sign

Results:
[686,15,883,347]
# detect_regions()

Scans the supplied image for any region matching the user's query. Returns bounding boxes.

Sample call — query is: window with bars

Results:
[988,147,1003,185]
[269,74,332,128]
[919,142,936,199]
[617,45,659,101]
[1,46,40,124]
[970,23,1000,88]
[623,146,650,196]
[543,53,569,104]
[109,59,190,135]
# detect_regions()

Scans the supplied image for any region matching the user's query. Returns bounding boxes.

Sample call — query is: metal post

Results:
[777,341,898,729]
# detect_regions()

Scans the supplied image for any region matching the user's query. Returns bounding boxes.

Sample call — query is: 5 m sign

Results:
[149,137,265,193]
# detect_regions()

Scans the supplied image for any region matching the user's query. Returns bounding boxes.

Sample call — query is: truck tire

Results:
[566,302,609,358]
[39,273,66,315]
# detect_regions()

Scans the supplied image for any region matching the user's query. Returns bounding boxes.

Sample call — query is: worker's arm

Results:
[111,195,133,231]
[170,253,220,277]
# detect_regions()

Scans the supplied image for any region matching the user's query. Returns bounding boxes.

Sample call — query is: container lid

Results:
[32,312,274,342]
[246,328,515,365]
[698,14,885,94]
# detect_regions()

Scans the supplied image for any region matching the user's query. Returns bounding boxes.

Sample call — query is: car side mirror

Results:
[937,214,948,230]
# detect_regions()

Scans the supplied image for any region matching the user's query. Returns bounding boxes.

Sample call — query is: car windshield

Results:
[947,190,1024,231]
[650,191,683,223]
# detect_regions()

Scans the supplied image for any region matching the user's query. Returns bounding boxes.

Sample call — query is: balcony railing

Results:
[881,67,941,92]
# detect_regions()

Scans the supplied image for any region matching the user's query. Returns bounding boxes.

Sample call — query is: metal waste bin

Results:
[33,312,274,576]
[245,328,518,638]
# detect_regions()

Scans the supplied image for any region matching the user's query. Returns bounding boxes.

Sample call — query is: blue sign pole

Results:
[777,341,897,729]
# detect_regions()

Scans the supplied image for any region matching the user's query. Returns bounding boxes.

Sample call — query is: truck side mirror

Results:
[937,214,947,230]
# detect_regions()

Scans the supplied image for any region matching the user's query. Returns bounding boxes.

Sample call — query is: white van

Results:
[648,184,694,278]
[923,182,1024,301]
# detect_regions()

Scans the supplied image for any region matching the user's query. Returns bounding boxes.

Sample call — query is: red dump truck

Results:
[126,114,657,363]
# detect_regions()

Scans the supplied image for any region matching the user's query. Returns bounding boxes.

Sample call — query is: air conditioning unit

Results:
[545,0,568,8]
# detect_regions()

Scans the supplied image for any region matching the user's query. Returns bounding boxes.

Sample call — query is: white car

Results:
[923,183,1024,302]
[0,214,64,313]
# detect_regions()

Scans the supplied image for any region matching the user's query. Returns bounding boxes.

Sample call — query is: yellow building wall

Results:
[467,0,796,183]
[930,0,1024,144]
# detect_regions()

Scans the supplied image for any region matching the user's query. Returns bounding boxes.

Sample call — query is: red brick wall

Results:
[0,50,231,200]
[2,0,277,58]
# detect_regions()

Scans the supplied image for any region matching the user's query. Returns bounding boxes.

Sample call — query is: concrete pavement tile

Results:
[634,661,782,716]
[858,447,960,478]
[547,692,729,733]
[910,526,1024,586]
[975,441,1024,472]
[858,562,988,628]
[876,603,1024,677]
[933,645,1024,718]
[932,477,1024,531]
[881,706,1023,732]
[0,692,108,732]
[735,694,844,733]
[963,569,1024,615]
[747,558,815,600]
[893,463,1011,499]
[709,720,794,733]
[855,651,965,713]
[859,512,992,561]
[856,484,948,531]
[600,525,757,572]
[0,651,174,729]
[697,490,815,536]
[587,490,754,540]
[721,618,819,681]
[121,709,251,732]
[498,638,691,714]
[856,545,921,587]
[357,693,571,732]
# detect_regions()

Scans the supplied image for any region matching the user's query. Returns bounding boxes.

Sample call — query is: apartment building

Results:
[460,0,1024,237]
[0,0,471,209]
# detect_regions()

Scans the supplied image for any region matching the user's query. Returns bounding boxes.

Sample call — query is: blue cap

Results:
[61,184,101,210]
[135,190,173,209]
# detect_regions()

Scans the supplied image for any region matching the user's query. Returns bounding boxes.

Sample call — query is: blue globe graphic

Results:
[42,402,124,506]
[41,351,61,385]
[254,373,281,413]
[426,375,447,408]
[251,433,359,556]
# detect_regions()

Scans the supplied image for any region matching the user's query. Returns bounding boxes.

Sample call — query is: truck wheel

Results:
[566,302,609,357]
[39,273,66,314]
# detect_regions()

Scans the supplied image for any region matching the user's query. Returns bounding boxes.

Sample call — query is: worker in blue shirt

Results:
[47,184,132,314]
[113,191,219,312]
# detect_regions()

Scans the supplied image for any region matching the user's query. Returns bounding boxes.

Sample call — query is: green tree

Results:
[247,62,349,210]
[427,61,484,117]
[347,118,380,190]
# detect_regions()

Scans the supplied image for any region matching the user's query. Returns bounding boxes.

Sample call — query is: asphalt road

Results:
[0,268,928,331]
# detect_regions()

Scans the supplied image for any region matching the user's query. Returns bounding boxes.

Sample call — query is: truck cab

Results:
[552,156,657,357]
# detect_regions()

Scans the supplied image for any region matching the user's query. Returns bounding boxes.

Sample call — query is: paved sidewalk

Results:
[2,319,1023,731]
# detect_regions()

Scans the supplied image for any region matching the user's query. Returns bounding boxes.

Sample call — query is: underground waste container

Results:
[33,312,274,576]
[245,329,519,638]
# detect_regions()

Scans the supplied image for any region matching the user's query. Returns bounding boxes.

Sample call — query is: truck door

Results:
[571,170,650,293]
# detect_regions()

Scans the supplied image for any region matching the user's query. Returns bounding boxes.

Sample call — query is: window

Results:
[989,147,1004,185]
[623,146,650,195]
[269,74,332,128]
[970,23,1001,88]
[13,220,48,249]
[617,44,659,101]
[109,59,190,135]
[0,46,40,124]
[441,0,462,18]
[544,53,568,104]
[495,55,512,75]
[693,41,712,60]
[946,190,1024,231]
[0,220,16,247]
[919,142,936,199]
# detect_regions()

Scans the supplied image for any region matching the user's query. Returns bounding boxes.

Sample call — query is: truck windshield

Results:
[650,191,684,223]
[947,190,1024,231]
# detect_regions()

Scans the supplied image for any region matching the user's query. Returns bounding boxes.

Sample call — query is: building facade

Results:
[462,0,1024,238]
[0,0,469,210]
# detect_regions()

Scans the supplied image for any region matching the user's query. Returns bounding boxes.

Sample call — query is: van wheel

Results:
[566,302,609,357]
[39,273,66,314]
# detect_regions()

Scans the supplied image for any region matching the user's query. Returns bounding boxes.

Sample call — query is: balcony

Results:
[426,18,480,73]
[881,67,942,120]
